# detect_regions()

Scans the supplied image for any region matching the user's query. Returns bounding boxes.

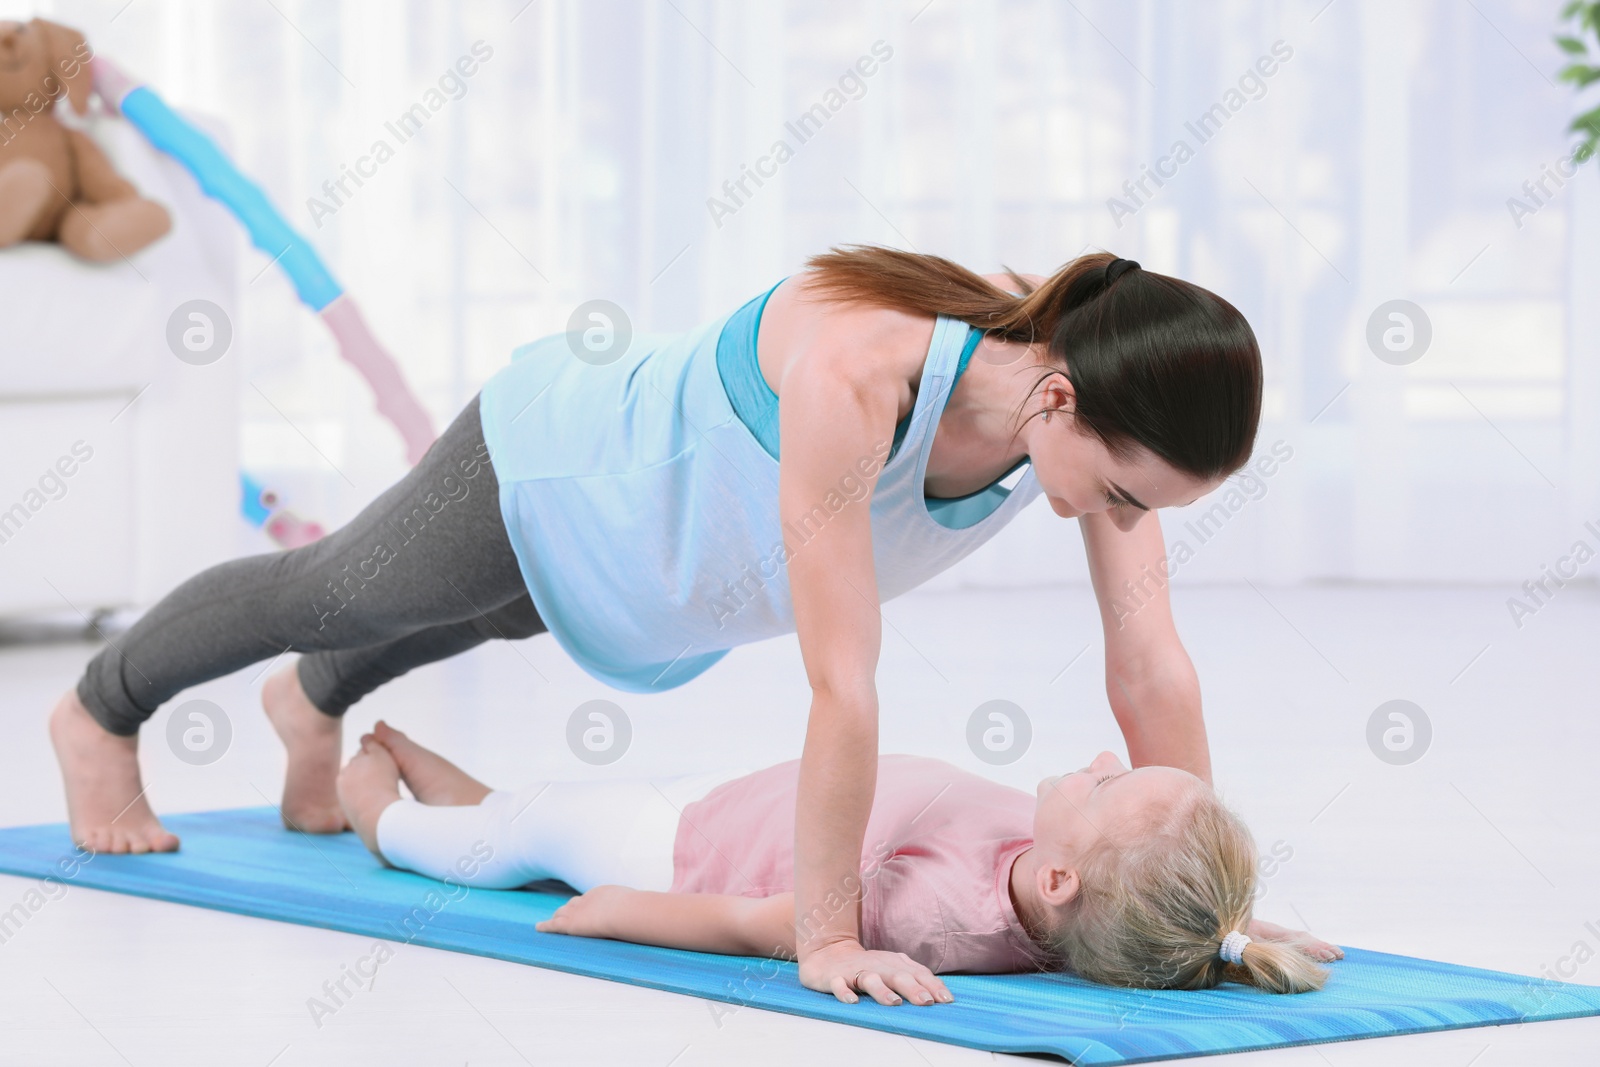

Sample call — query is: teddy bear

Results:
[0,18,170,262]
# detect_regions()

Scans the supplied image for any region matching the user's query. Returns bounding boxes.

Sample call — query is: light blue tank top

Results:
[479,277,1043,692]
[718,279,1029,528]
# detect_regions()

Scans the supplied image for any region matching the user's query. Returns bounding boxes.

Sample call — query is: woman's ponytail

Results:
[800,243,1119,346]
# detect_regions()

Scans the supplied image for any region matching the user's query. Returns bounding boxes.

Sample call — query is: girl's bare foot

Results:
[263,665,346,833]
[370,721,491,806]
[336,737,402,856]
[49,689,179,854]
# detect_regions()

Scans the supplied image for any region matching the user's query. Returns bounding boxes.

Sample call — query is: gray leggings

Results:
[78,394,546,737]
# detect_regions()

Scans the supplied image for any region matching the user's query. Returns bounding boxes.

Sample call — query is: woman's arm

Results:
[537,887,798,957]
[1080,508,1213,784]
[774,299,952,1007]
[1081,512,1341,954]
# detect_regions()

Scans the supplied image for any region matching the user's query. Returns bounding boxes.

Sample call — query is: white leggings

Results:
[374,768,749,893]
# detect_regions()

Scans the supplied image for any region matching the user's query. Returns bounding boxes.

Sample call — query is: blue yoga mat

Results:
[0,807,1595,1063]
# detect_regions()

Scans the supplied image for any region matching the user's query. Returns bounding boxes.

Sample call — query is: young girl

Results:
[337,722,1336,1004]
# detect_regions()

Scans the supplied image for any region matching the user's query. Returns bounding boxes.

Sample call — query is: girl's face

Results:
[1033,751,1203,868]
[1017,370,1223,532]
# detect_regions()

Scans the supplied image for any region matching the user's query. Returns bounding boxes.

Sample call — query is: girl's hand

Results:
[1247,917,1344,963]
[536,885,633,939]
[798,939,952,1006]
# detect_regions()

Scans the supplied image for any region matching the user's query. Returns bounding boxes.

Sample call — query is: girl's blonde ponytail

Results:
[1047,791,1330,994]
[1231,934,1328,994]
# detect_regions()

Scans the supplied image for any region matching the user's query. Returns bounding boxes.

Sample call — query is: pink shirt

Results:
[671,754,1046,974]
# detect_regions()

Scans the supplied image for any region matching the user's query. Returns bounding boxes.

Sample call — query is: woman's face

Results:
[1019,370,1223,532]
[1034,751,1203,864]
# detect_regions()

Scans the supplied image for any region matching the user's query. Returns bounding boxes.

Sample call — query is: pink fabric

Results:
[320,296,437,465]
[672,755,1045,974]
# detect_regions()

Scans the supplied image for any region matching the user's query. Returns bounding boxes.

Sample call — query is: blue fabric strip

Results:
[1,808,1595,1063]
[122,87,343,311]
[714,280,786,460]
[715,283,1004,529]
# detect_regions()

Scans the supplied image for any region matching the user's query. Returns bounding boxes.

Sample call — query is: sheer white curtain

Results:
[46,0,1597,584]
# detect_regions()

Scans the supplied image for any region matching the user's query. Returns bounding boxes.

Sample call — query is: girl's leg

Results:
[336,736,407,855]
[364,767,751,893]
[371,720,492,806]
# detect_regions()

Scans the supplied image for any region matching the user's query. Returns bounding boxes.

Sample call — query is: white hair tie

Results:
[1219,930,1252,965]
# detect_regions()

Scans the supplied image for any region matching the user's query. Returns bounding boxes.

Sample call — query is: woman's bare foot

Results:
[336,737,402,856]
[49,689,179,854]
[370,720,491,806]
[263,665,346,833]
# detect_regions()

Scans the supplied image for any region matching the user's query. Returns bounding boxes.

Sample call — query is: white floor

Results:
[0,582,1596,1065]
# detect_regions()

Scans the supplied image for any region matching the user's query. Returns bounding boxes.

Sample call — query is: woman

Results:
[338,721,1335,1001]
[50,246,1264,1006]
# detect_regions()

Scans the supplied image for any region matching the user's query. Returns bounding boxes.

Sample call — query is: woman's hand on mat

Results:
[799,939,952,1006]
[537,884,631,939]
[1248,918,1345,963]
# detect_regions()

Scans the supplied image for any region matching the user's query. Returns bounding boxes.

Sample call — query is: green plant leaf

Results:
[1569,103,1600,135]
[1558,62,1600,86]
[1548,5,1599,154]
[1573,1,1600,35]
